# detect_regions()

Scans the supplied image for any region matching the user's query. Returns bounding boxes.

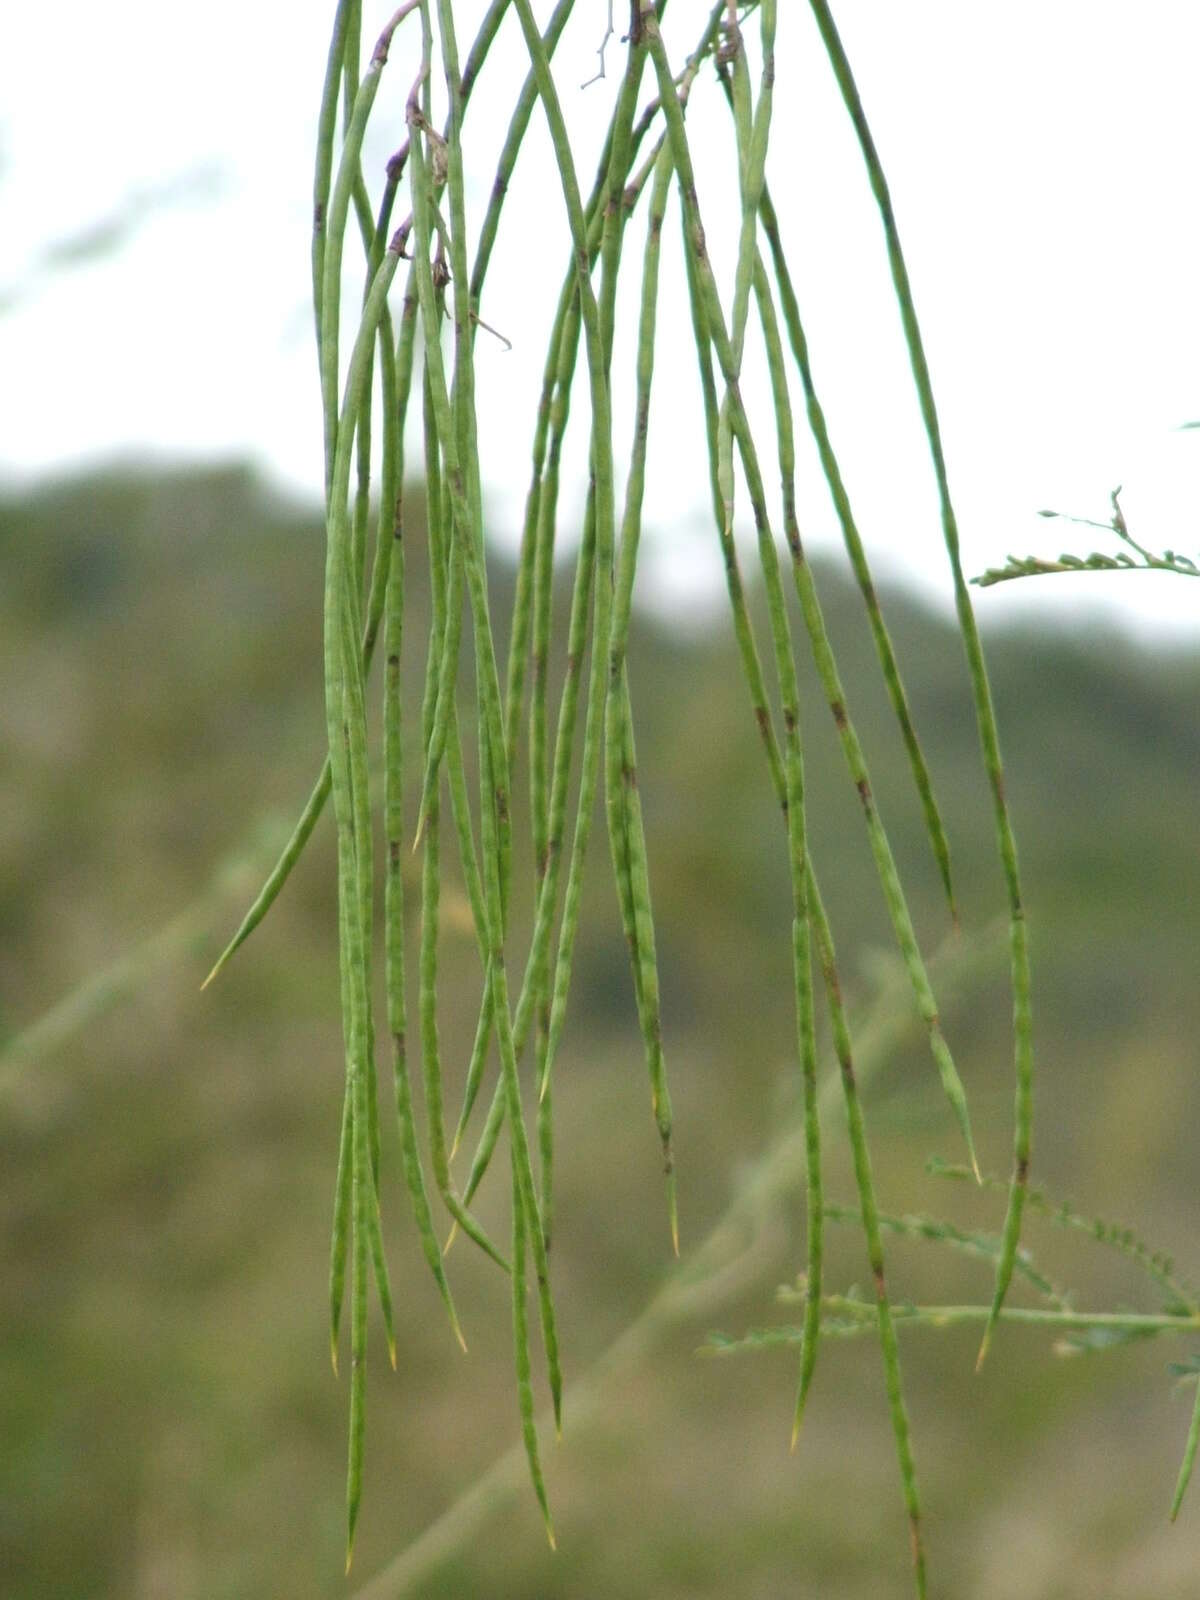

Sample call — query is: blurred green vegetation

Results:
[3,463,1200,1598]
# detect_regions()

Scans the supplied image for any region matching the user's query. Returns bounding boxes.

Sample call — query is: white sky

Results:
[3,3,1200,642]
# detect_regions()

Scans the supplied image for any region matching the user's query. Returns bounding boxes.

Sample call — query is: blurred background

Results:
[5,4,1200,1597]
[4,464,1200,1597]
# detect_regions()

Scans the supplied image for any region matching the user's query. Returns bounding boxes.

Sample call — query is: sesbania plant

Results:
[193,1,1192,1591]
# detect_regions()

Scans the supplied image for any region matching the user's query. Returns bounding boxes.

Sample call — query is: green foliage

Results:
[264,5,1040,1585]
[5,0,1199,1592]
[5,463,1200,1595]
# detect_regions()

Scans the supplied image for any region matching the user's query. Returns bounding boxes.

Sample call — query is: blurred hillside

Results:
[3,463,1200,1599]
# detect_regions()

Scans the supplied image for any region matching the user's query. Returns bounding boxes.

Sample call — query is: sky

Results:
[3,3,1200,642]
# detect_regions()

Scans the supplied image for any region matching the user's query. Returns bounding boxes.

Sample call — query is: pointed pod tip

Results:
[443,1222,459,1257]
[791,1371,813,1452]
[952,1104,981,1185]
[388,1336,398,1371]
[954,1111,982,1185]
[412,793,430,853]
[975,1326,993,1373]
[909,1520,926,1593]
[451,1313,468,1353]
[546,1523,557,1551]
[330,1338,339,1378]
[201,930,246,991]
[345,1496,362,1574]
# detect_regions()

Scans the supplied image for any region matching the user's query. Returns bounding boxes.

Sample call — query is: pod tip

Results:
[975,1326,993,1373]
[450,1308,467,1353]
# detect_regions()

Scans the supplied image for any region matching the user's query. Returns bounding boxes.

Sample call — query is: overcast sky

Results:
[3,3,1200,640]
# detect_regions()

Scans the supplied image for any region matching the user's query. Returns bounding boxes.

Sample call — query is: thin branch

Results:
[581,0,615,88]
[706,1302,1200,1353]
[975,487,1200,587]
